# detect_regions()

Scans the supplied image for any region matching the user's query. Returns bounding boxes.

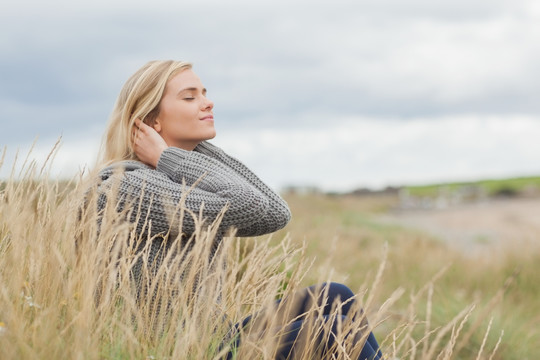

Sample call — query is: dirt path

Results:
[379,197,540,254]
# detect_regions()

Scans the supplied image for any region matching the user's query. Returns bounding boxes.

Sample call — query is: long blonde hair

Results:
[97,60,192,168]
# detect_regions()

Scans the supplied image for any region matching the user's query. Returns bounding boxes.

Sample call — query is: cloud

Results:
[206,114,540,190]
[1,0,539,188]
[2,0,539,123]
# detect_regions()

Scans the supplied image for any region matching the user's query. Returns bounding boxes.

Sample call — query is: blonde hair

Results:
[97,60,192,168]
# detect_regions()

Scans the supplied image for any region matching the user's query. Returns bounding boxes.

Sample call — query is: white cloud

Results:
[3,0,539,121]
[1,0,539,190]
[213,114,540,191]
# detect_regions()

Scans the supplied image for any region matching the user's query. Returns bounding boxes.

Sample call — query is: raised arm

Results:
[102,119,290,239]
[96,146,280,240]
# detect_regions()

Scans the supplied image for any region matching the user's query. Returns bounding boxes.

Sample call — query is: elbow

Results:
[242,203,291,236]
[221,188,292,236]
[275,204,292,231]
[221,187,270,226]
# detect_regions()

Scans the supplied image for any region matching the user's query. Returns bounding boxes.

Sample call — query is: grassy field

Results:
[1,158,538,358]
[276,193,540,359]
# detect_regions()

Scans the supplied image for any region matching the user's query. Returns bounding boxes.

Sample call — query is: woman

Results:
[93,60,382,359]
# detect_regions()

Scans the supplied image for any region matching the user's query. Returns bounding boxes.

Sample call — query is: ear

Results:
[153,118,162,133]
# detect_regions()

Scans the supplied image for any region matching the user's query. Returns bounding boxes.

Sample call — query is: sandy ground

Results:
[379,197,540,254]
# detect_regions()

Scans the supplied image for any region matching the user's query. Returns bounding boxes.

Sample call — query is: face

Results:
[153,69,215,150]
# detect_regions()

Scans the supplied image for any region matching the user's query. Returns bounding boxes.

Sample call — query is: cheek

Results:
[160,101,198,128]
[161,105,183,124]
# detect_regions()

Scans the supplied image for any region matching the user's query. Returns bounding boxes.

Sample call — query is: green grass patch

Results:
[404,175,540,198]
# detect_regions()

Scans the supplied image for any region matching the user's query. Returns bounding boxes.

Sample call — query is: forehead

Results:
[166,69,203,91]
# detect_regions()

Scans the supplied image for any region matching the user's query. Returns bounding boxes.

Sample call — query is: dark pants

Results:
[224,282,383,359]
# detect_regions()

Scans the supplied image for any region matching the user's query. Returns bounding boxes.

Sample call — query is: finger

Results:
[133,118,146,133]
[131,125,139,139]
[132,133,140,146]
[136,118,152,130]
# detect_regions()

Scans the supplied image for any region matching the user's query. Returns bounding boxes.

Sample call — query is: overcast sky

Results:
[1,0,539,191]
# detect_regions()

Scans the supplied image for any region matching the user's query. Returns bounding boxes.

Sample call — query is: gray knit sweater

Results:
[95,141,291,277]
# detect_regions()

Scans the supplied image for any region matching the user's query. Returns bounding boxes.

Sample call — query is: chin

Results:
[206,130,217,140]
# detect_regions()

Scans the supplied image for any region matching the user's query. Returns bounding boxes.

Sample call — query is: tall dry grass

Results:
[0,147,505,359]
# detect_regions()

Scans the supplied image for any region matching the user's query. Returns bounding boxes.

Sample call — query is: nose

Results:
[202,96,214,111]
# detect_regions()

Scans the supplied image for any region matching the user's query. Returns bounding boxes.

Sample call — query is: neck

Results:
[169,140,199,151]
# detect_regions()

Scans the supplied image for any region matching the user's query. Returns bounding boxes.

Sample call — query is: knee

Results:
[323,282,355,302]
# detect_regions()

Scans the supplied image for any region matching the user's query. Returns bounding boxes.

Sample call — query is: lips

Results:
[200,115,214,121]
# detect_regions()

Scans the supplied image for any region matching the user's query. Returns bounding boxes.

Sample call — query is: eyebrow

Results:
[177,87,207,95]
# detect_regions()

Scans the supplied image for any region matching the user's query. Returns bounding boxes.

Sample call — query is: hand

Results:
[132,119,168,168]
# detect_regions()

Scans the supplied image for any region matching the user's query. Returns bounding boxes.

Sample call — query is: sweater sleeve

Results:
[194,141,291,236]
[97,146,287,239]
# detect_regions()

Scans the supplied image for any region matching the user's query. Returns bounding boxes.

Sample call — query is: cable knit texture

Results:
[94,141,291,293]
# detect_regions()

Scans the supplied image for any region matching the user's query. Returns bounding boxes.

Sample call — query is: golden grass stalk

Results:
[0,146,509,359]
